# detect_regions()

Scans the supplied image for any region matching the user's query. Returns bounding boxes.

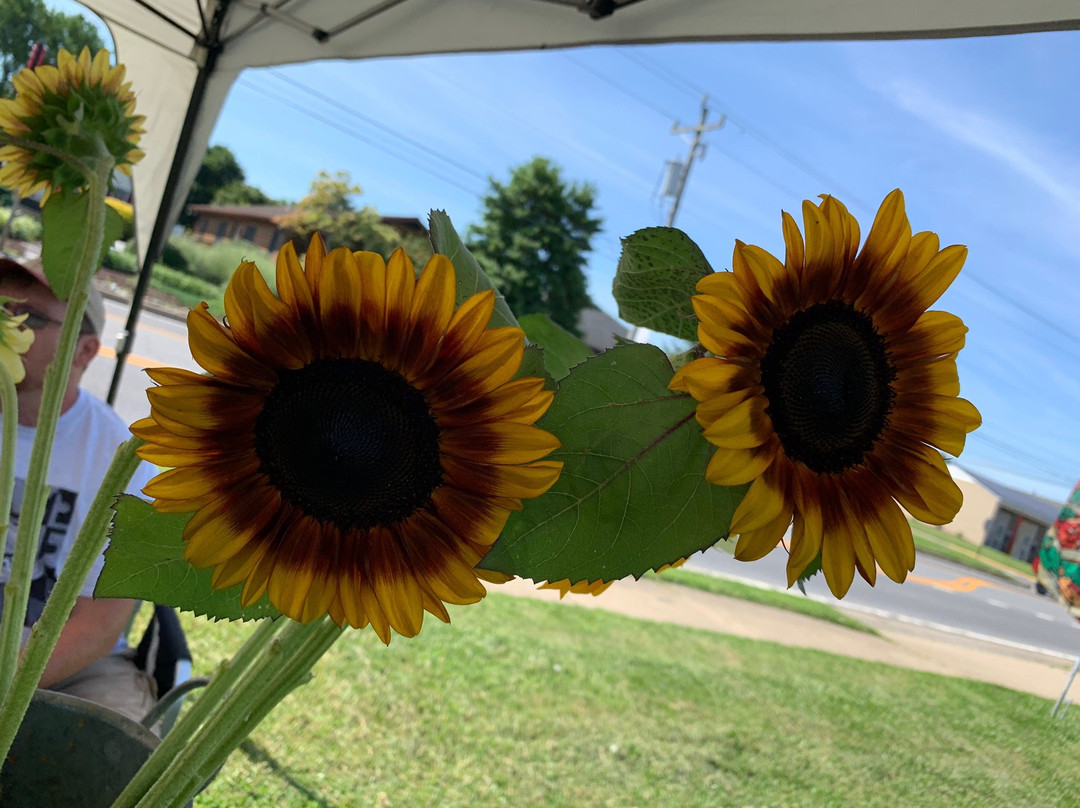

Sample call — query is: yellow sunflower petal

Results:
[786,491,823,586]
[908,244,968,313]
[734,507,791,562]
[729,474,786,534]
[820,519,858,598]
[701,396,772,449]
[704,445,775,487]
[781,210,805,274]
[865,497,915,582]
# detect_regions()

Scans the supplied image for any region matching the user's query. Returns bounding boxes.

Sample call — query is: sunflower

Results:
[537,557,686,598]
[133,237,563,641]
[670,190,980,598]
[539,578,614,598]
[0,48,144,200]
[0,302,32,384]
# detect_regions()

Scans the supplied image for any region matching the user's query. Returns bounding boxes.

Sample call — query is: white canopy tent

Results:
[70,0,1080,398]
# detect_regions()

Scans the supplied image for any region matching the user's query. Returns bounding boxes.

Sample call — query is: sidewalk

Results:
[500,576,1080,704]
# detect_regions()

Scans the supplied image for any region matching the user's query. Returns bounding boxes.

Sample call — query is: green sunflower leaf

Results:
[428,209,518,329]
[480,343,747,584]
[41,189,91,299]
[613,227,714,341]
[795,553,823,595]
[96,495,282,621]
[519,313,592,380]
[517,344,556,390]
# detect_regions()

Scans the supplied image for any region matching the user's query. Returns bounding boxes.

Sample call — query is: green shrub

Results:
[150,263,225,315]
[102,248,138,274]
[166,235,273,287]
[0,208,43,242]
[160,238,189,273]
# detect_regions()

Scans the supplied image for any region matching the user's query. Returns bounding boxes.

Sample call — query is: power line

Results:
[961,272,1080,347]
[618,50,875,214]
[265,70,491,185]
[620,49,705,100]
[967,432,1077,483]
[560,53,680,121]
[235,77,485,198]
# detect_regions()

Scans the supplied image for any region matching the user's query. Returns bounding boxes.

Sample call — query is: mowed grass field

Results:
[183,592,1080,808]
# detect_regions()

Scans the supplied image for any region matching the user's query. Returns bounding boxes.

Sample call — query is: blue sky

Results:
[51,3,1080,502]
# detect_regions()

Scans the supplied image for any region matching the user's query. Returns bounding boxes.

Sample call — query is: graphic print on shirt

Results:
[1,477,77,626]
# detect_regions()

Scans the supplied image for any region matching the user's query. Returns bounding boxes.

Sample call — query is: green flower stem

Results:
[176,619,343,803]
[109,617,286,808]
[0,435,141,764]
[128,617,343,808]
[0,363,20,695]
[0,160,113,726]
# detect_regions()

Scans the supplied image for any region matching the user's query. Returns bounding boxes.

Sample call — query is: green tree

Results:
[212,180,280,207]
[467,157,602,335]
[0,0,105,96]
[180,144,246,226]
[280,170,432,262]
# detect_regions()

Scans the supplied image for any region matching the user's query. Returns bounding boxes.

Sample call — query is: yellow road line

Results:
[907,573,1004,593]
[97,345,160,368]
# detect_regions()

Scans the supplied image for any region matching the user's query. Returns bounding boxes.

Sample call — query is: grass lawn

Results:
[650,567,878,635]
[185,593,1080,808]
[909,522,1036,582]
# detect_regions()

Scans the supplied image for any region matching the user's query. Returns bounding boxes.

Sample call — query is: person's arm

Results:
[35,596,138,688]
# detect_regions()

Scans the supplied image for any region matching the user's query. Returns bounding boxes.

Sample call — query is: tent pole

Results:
[107,1,232,405]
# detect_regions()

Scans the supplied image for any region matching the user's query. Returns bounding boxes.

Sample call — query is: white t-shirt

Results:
[1,390,156,628]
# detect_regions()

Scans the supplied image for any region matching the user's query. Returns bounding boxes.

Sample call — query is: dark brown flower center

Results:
[759,301,894,474]
[255,358,443,530]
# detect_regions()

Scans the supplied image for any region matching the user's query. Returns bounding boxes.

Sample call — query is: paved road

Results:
[83,297,200,427]
[84,295,1080,661]
[687,546,1080,660]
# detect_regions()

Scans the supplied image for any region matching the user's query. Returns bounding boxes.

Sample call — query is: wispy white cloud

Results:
[885,79,1080,217]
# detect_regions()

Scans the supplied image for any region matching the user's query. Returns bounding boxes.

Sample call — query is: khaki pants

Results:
[48,652,158,727]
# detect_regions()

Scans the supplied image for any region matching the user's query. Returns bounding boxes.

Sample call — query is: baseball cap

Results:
[0,256,106,336]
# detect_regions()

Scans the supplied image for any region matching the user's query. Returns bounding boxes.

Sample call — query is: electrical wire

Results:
[235,77,485,198]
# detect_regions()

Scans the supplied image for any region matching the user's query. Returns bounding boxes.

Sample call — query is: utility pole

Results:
[665,95,725,227]
[631,96,725,343]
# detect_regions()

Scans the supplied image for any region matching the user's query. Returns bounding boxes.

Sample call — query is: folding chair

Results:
[132,604,209,735]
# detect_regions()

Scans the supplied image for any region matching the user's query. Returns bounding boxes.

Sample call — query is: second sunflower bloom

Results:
[671,190,980,597]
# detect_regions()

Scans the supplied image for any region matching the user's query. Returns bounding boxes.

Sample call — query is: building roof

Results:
[187,205,426,235]
[186,204,295,222]
[955,465,1064,526]
[578,306,627,353]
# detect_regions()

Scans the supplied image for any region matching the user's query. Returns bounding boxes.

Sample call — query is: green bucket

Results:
[0,689,190,808]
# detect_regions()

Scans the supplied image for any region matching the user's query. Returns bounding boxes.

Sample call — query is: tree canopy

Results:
[0,0,105,96]
[279,170,432,263]
[466,157,602,335]
[180,144,282,226]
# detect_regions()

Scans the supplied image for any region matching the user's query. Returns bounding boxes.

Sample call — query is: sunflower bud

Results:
[0,48,145,201]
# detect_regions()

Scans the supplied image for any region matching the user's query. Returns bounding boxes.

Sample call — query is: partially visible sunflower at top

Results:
[671,190,980,598]
[0,47,145,200]
[133,236,563,642]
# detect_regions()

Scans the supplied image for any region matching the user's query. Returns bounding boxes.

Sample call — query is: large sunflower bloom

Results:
[0,48,145,200]
[670,190,980,598]
[133,237,562,641]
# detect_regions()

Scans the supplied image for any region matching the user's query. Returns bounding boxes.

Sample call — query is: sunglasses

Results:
[3,304,94,336]
[4,304,62,330]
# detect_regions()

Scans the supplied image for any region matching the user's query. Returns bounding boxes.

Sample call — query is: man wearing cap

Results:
[0,256,157,722]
